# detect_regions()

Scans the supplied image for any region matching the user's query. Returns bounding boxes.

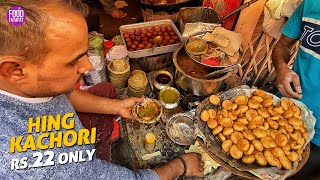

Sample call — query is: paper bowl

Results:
[132,98,163,124]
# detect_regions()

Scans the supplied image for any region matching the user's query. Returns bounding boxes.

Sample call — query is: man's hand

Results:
[179,153,204,177]
[272,35,302,99]
[110,9,127,19]
[117,97,144,118]
[69,88,143,117]
[153,153,204,179]
[275,66,302,99]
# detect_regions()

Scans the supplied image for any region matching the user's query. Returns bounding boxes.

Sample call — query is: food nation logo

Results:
[6,6,26,26]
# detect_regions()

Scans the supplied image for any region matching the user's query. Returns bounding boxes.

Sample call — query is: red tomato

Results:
[202,57,221,66]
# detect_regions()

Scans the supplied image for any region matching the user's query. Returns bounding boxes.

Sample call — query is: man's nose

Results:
[78,56,92,74]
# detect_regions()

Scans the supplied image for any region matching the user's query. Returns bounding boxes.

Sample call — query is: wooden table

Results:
[110,54,242,179]
[121,106,185,168]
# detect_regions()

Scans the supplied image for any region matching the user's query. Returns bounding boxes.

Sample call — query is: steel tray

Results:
[184,30,243,68]
[120,19,182,58]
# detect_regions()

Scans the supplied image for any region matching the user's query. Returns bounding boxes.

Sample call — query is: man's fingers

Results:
[199,161,204,167]
[198,166,204,173]
[277,84,289,97]
[128,96,144,104]
[195,169,204,177]
[283,82,296,98]
[117,12,127,18]
[196,153,204,165]
[278,73,302,99]
[133,96,144,103]
[283,80,301,99]
[125,112,134,120]
[292,74,302,95]
[193,168,204,177]
[278,88,286,97]
[196,153,204,176]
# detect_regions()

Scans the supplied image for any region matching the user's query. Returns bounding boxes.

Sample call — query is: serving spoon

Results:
[151,36,163,53]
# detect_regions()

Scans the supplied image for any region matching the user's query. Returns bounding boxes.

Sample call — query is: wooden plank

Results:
[234,0,267,50]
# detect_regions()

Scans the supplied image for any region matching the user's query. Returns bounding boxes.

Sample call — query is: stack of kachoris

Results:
[200,89,308,170]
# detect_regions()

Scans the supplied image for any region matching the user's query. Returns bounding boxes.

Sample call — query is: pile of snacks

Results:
[200,89,308,170]
[122,24,180,52]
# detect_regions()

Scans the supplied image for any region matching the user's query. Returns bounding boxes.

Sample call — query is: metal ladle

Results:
[203,0,211,23]
[147,77,155,98]
[151,36,163,53]
[204,64,241,79]
[203,0,259,24]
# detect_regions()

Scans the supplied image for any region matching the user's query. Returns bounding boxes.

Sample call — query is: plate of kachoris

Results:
[195,87,316,179]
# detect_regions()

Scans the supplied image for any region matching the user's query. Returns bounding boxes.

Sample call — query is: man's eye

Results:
[69,60,79,65]
[70,61,77,65]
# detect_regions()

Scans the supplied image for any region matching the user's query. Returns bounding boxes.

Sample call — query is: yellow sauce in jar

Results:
[161,89,178,104]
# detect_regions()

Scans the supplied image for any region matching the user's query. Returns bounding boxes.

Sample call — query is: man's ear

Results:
[0,58,27,81]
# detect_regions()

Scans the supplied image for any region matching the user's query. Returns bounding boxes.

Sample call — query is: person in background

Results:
[0,0,204,179]
[99,0,127,18]
[272,0,320,179]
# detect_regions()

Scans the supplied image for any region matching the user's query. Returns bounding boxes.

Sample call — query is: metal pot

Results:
[173,45,232,96]
[159,87,181,109]
[179,0,259,32]
[140,0,199,13]
[179,7,221,32]
[153,70,174,91]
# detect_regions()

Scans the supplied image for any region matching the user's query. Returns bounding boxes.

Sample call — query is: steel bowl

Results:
[166,112,195,146]
[153,70,174,91]
[173,45,232,96]
[159,87,181,109]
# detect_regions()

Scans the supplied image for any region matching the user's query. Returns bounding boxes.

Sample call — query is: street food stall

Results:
[83,0,316,179]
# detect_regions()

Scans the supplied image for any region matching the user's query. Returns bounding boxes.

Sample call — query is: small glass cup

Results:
[145,133,156,152]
